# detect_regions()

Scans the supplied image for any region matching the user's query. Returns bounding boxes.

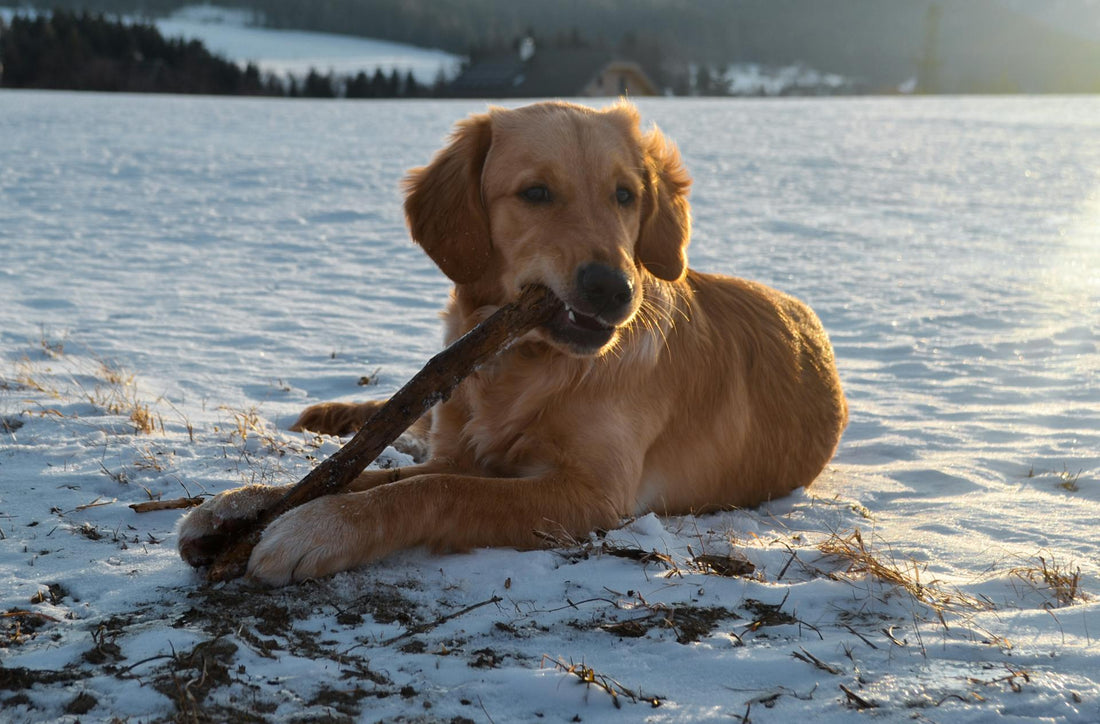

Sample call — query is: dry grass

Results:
[129,402,159,434]
[215,404,334,488]
[133,444,174,473]
[218,405,300,457]
[541,655,663,709]
[14,360,61,398]
[14,350,162,435]
[1009,554,1088,608]
[818,528,986,620]
[91,362,162,434]
[1056,467,1082,493]
[1026,464,1085,492]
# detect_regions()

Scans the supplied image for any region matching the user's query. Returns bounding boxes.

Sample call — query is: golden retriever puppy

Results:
[178,100,847,585]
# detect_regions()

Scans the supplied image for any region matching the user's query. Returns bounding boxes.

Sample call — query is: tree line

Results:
[0,11,744,98]
[0,11,438,97]
[0,11,275,94]
[291,67,436,99]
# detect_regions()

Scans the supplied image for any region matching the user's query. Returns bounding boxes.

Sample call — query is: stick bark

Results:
[131,497,204,513]
[203,285,559,582]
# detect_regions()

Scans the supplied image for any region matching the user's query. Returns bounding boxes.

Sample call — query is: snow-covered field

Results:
[1,91,1098,723]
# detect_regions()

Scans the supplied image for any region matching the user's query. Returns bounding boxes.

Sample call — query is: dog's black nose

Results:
[576,263,634,318]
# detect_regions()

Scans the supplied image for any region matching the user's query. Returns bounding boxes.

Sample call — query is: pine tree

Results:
[346,70,370,98]
[304,68,335,97]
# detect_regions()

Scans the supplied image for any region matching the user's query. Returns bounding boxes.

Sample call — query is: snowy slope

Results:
[152,4,462,83]
[1,91,1098,723]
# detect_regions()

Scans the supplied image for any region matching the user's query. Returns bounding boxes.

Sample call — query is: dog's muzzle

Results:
[541,263,635,354]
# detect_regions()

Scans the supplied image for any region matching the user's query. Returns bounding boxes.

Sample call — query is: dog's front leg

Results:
[246,471,625,585]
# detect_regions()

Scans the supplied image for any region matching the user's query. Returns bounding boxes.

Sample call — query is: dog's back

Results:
[633,270,847,513]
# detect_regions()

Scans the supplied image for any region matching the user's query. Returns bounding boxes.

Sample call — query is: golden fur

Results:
[177,101,847,585]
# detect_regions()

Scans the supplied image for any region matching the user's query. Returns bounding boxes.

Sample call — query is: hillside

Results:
[13,0,1100,93]
[153,4,460,84]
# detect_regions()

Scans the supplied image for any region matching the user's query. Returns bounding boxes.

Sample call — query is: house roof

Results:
[449,47,655,98]
[450,54,527,93]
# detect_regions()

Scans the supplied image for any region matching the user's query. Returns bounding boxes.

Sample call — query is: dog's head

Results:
[404,101,691,356]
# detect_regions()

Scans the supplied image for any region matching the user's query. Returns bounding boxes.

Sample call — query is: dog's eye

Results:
[615,187,635,206]
[520,185,551,204]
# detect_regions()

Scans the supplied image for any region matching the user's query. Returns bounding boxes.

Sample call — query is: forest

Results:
[0,11,276,94]
[0,11,434,96]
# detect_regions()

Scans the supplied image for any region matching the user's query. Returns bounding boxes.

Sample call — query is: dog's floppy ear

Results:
[403,114,493,284]
[639,128,692,282]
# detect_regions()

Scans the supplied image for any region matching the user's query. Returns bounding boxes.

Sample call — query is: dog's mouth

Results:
[542,298,618,353]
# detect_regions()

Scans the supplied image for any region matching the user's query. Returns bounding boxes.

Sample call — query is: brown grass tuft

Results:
[818,528,985,618]
[219,405,298,457]
[541,655,663,709]
[1009,554,1088,608]
[90,362,163,434]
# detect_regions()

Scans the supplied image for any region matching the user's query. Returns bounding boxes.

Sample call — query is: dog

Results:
[178,100,848,586]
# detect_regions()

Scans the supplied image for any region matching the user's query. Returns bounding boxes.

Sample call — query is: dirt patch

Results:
[309,683,390,715]
[691,553,756,578]
[344,585,421,627]
[1,414,25,432]
[597,605,739,644]
[743,598,799,629]
[29,582,69,605]
[2,608,60,647]
[0,664,85,690]
[469,647,504,669]
[155,579,416,719]
[64,691,98,715]
[152,637,239,718]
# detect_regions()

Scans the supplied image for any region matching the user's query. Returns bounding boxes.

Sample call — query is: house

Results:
[448,40,659,98]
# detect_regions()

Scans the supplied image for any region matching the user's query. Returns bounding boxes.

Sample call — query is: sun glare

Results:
[1051,189,1100,313]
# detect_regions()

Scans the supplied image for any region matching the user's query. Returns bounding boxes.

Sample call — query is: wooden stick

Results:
[131,496,204,513]
[203,285,559,582]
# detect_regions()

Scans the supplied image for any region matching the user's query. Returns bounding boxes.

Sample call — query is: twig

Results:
[936,693,973,706]
[843,623,880,649]
[115,653,176,676]
[776,545,798,580]
[74,496,116,512]
[882,625,907,647]
[477,695,497,724]
[791,647,842,675]
[381,595,504,646]
[839,684,877,709]
[2,609,61,623]
[130,497,204,513]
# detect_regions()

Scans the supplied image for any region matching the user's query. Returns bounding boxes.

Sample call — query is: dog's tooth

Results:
[568,310,577,323]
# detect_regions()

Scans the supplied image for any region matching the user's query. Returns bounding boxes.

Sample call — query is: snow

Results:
[1,90,1099,723]
[152,4,463,84]
[722,63,854,96]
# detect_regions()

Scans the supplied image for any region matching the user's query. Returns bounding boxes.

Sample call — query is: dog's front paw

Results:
[176,485,286,568]
[246,495,374,586]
